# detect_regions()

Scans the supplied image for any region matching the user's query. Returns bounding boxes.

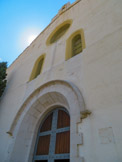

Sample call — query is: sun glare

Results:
[19,28,42,50]
[28,34,37,45]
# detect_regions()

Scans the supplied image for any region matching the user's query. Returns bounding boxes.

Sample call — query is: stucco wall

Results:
[0,0,122,161]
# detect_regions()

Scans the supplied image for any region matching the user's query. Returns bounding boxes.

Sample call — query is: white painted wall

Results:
[0,0,122,161]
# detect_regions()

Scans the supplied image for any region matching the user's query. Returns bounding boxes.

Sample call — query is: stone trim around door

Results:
[6,80,91,162]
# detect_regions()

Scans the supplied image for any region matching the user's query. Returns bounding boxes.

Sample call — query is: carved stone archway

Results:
[6,80,90,162]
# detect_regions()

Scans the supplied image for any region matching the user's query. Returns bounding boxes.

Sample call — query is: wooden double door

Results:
[33,108,70,162]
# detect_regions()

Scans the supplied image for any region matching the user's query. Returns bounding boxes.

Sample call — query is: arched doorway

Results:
[7,80,86,162]
[33,108,70,162]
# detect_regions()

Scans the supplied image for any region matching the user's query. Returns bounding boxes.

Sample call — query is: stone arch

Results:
[6,80,89,162]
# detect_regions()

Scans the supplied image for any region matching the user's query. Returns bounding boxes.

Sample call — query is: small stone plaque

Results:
[98,127,115,144]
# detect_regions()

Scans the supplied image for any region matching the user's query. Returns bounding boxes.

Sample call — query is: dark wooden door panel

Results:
[40,113,53,132]
[36,135,50,155]
[57,110,70,128]
[55,131,70,154]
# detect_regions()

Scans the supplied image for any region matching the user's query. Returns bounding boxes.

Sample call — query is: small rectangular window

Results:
[34,58,44,78]
[72,34,82,56]
[29,55,45,81]
[65,29,85,60]
[55,160,70,162]
[35,161,47,162]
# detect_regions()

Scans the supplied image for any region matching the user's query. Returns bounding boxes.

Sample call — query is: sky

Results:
[0,0,76,66]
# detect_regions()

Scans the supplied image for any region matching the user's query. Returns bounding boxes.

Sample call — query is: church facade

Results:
[0,0,122,161]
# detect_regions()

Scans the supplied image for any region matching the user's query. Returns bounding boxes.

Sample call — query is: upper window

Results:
[29,55,45,81]
[65,29,85,60]
[72,34,82,56]
[33,108,70,162]
[46,20,72,45]
[50,24,70,44]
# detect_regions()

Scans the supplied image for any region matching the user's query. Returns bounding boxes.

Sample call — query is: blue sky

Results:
[0,0,76,66]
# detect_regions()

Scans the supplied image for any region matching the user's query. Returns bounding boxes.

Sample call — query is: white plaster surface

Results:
[0,0,122,161]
